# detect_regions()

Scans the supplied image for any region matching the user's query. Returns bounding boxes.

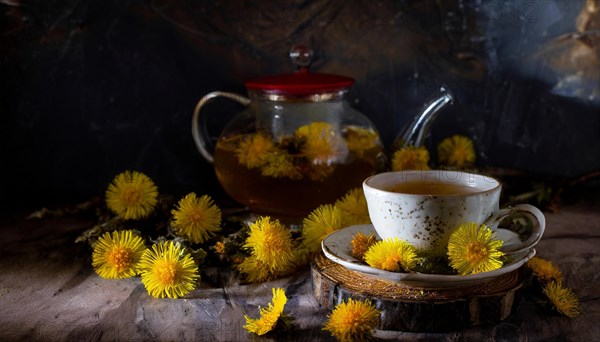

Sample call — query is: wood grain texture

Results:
[311,254,526,332]
[0,198,599,340]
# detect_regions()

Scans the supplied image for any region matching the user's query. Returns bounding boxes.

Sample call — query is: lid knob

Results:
[289,45,313,69]
[245,45,354,95]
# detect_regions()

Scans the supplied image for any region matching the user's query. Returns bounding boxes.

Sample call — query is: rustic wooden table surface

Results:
[1,195,598,341]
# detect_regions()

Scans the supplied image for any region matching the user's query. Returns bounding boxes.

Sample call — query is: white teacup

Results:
[362,170,545,256]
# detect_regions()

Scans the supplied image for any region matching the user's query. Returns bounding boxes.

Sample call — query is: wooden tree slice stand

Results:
[311,254,527,332]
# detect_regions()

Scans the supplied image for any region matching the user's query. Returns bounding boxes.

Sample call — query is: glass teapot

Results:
[192,46,385,222]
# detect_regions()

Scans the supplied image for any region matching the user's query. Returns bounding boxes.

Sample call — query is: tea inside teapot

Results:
[213,118,383,220]
[192,46,385,222]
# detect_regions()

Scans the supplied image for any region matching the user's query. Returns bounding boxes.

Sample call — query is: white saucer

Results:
[321,224,536,288]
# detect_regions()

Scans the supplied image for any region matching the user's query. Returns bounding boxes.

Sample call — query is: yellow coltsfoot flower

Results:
[237,256,274,283]
[437,135,476,168]
[106,171,159,220]
[344,126,380,158]
[527,256,563,283]
[244,217,295,266]
[235,132,276,169]
[447,222,504,275]
[238,216,298,282]
[543,281,580,318]
[295,122,348,166]
[214,241,226,255]
[364,238,418,272]
[323,298,380,342]
[138,241,199,298]
[351,232,377,261]
[171,193,222,244]
[391,146,430,171]
[260,151,302,179]
[92,230,146,279]
[300,204,344,255]
[244,288,288,336]
[335,188,371,226]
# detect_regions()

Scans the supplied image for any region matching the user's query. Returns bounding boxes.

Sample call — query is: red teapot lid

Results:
[245,45,354,95]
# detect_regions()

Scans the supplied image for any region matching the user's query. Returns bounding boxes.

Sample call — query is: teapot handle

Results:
[192,91,251,164]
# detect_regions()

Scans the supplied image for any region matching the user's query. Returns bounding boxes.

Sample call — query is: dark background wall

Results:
[2,0,599,214]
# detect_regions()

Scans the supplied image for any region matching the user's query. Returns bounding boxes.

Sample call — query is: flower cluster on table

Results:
[69,134,578,340]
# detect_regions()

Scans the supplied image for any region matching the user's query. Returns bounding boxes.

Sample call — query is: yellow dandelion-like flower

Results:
[335,188,371,226]
[214,241,226,255]
[171,193,222,244]
[364,238,418,272]
[293,246,314,266]
[241,217,298,276]
[303,137,336,164]
[244,288,288,336]
[543,281,580,317]
[236,132,276,168]
[92,230,146,279]
[138,241,199,298]
[447,222,504,275]
[296,122,347,165]
[351,232,377,261]
[261,151,302,179]
[300,204,345,255]
[391,146,430,171]
[105,170,158,220]
[437,135,476,168]
[237,217,299,282]
[237,256,273,283]
[323,298,380,342]
[344,126,380,158]
[527,257,563,283]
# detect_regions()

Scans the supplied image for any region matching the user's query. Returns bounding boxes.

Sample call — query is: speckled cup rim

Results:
[363,170,501,197]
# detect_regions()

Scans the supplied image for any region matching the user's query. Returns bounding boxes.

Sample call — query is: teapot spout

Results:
[394,86,454,149]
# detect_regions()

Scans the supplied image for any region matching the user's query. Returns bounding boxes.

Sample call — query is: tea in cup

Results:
[362,170,545,256]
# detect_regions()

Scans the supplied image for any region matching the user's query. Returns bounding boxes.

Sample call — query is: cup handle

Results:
[192,91,251,164]
[483,204,546,255]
